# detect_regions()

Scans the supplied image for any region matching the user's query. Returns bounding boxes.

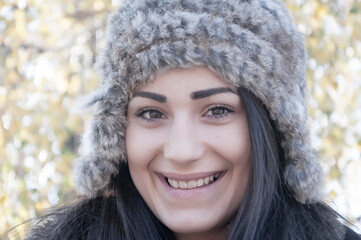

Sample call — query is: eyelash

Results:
[135,105,233,122]
[135,107,166,123]
[204,105,234,120]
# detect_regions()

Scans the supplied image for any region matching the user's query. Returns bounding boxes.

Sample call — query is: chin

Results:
[160,212,227,235]
[167,221,216,235]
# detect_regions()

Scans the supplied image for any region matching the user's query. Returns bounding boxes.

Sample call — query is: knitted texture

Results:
[73,0,324,203]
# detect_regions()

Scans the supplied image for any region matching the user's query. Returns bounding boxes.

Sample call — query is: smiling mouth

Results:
[165,172,223,190]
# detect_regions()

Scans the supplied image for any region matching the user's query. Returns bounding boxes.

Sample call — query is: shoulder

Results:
[25,196,121,240]
[280,200,350,240]
[345,226,361,240]
[295,203,361,240]
[24,199,95,240]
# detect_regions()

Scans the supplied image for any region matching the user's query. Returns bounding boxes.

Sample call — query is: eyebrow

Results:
[132,87,237,103]
[132,91,167,102]
[191,87,237,100]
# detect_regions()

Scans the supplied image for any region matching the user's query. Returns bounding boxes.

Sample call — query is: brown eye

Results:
[204,106,233,120]
[136,109,166,122]
[148,110,163,119]
[211,108,225,115]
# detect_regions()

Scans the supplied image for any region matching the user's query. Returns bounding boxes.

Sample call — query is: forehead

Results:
[137,67,237,94]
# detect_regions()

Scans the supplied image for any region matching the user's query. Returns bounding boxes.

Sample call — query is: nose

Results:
[163,117,205,165]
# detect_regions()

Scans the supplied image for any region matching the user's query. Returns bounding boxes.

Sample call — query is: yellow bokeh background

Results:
[1,0,360,237]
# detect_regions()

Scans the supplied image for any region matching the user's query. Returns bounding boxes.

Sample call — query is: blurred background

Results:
[0,0,360,237]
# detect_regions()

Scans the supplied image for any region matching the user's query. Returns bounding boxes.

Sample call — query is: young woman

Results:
[22,0,360,239]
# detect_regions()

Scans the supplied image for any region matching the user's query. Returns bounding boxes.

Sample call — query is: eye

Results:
[135,108,166,122]
[204,105,233,120]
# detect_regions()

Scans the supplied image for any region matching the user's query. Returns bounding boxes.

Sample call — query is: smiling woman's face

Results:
[126,67,251,239]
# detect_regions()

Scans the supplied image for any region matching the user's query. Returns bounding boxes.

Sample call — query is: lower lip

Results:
[157,172,226,199]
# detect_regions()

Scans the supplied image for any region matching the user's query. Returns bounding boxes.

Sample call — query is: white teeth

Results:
[187,180,197,189]
[166,172,222,189]
[204,177,209,185]
[197,178,204,187]
[179,181,187,189]
[168,179,174,187]
[168,179,179,189]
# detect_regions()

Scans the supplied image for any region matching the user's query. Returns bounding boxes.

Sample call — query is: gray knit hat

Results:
[73,0,324,204]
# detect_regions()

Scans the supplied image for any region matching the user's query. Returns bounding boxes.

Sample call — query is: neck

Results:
[174,227,228,240]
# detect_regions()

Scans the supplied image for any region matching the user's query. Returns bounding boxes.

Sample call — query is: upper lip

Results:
[157,171,225,181]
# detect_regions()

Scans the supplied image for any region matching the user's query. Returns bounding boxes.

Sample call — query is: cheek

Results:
[203,120,250,164]
[125,123,161,203]
[125,123,159,196]
[207,118,251,202]
[125,123,164,166]
[226,120,251,193]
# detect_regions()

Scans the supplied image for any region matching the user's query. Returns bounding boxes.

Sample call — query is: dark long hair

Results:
[5,88,345,240]
[229,88,344,239]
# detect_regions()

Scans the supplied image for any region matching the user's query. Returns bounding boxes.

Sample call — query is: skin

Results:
[126,66,251,240]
